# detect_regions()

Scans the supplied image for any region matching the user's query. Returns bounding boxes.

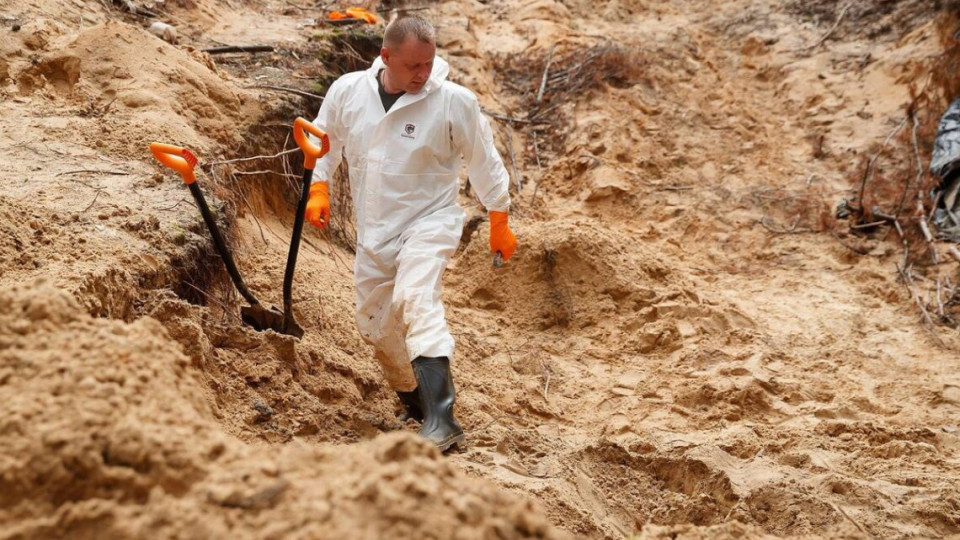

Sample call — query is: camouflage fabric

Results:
[931,97,960,178]
[930,98,960,240]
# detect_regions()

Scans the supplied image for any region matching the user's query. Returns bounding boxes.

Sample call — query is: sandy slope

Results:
[1,0,959,538]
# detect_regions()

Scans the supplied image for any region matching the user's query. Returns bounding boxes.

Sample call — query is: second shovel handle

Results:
[293,117,330,170]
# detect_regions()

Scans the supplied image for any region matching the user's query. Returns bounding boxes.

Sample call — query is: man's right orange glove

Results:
[489,210,517,261]
[305,181,330,229]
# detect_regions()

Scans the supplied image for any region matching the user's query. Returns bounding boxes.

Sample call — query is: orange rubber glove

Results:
[305,182,330,229]
[489,210,517,261]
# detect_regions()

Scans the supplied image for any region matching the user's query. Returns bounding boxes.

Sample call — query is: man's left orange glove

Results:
[489,210,517,261]
[305,181,330,229]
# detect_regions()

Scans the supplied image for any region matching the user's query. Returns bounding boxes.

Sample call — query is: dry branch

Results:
[536,44,556,106]
[57,169,130,176]
[247,84,324,100]
[481,109,546,125]
[505,122,521,193]
[794,3,851,52]
[897,263,947,347]
[206,148,298,166]
[759,216,815,234]
[203,45,274,54]
[530,132,543,207]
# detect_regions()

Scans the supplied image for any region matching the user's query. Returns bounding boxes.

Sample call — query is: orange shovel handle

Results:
[293,117,330,170]
[150,142,198,185]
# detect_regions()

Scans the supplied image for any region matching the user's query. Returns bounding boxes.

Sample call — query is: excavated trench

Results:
[8,1,960,537]
[123,12,953,538]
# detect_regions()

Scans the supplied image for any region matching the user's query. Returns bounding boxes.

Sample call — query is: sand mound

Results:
[451,218,752,354]
[0,281,567,539]
[5,19,254,157]
[4,0,960,538]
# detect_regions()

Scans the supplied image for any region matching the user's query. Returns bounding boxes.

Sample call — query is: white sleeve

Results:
[310,78,345,184]
[450,89,511,212]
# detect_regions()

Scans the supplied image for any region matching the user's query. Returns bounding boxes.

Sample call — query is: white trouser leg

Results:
[354,209,462,391]
[394,212,460,361]
[355,240,416,391]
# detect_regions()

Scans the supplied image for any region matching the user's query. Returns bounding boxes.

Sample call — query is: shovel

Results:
[281,118,330,336]
[149,143,297,336]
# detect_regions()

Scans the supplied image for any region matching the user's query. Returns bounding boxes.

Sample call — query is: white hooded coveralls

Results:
[311,56,511,391]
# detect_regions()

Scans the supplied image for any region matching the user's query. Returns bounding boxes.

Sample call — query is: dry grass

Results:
[786,0,948,41]
[492,43,647,153]
[311,26,382,95]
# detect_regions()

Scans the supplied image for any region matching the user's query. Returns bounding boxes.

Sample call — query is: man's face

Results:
[381,35,435,94]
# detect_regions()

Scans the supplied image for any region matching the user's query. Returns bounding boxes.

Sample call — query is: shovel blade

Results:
[240,305,304,339]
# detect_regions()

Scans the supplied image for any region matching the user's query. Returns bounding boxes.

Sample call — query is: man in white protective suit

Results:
[304,15,517,452]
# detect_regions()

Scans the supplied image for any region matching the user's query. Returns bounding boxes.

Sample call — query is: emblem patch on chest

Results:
[402,123,416,139]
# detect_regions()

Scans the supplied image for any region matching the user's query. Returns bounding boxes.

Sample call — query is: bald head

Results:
[383,15,436,50]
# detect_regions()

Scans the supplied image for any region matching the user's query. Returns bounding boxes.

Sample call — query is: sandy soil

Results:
[2,0,960,538]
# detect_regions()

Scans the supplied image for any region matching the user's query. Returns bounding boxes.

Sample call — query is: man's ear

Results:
[380,47,390,65]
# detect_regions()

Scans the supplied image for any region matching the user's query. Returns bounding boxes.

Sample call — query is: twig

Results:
[228,169,300,179]
[897,263,947,347]
[832,232,875,255]
[215,167,268,246]
[918,199,940,264]
[850,220,889,230]
[83,190,105,212]
[316,228,354,275]
[919,218,934,243]
[183,281,242,323]
[829,502,867,536]
[948,246,960,263]
[481,108,548,125]
[202,45,274,54]
[912,112,924,186]
[929,190,942,221]
[159,197,190,211]
[536,44,556,106]
[937,278,945,317]
[540,360,550,401]
[375,5,431,13]
[759,216,815,234]
[857,115,908,216]
[57,169,130,176]
[530,132,543,207]
[795,3,851,52]
[505,122,522,192]
[206,148,298,166]
[247,84,323,100]
[895,113,921,218]
[467,417,498,435]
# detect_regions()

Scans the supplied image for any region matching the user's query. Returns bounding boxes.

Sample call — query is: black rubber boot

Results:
[412,356,465,452]
[396,389,424,423]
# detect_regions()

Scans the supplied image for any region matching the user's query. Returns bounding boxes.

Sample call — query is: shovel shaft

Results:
[282,168,313,332]
[281,117,331,336]
[187,182,261,308]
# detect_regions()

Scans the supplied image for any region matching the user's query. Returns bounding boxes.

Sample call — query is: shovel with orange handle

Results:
[149,142,299,337]
[281,118,330,335]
